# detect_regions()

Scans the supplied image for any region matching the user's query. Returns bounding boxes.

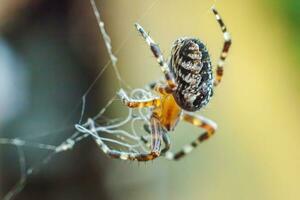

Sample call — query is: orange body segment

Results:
[153,90,182,131]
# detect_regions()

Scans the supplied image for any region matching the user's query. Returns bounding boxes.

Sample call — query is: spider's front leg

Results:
[134,23,177,92]
[94,116,163,161]
[211,7,232,86]
[118,89,161,108]
[142,124,171,154]
[165,112,217,161]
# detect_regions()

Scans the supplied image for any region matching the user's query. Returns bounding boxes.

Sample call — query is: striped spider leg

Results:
[141,111,217,161]
[118,88,161,108]
[83,89,165,161]
[143,82,172,154]
[135,23,177,92]
[211,7,232,86]
[165,112,217,161]
[90,116,163,161]
[142,123,171,154]
[104,89,164,161]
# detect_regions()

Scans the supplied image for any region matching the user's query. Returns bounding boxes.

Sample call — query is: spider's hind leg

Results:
[165,112,217,161]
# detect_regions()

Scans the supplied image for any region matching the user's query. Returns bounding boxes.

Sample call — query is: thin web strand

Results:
[2,147,27,200]
[90,0,120,82]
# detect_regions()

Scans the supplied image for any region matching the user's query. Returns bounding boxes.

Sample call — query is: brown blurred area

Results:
[0,0,31,29]
[0,0,300,200]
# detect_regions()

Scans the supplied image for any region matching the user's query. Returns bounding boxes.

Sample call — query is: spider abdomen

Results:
[170,38,214,111]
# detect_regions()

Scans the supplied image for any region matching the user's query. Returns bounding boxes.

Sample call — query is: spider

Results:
[97,7,231,161]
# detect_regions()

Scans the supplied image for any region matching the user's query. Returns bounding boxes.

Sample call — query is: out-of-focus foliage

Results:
[271,0,300,71]
[284,0,300,70]
[284,0,300,24]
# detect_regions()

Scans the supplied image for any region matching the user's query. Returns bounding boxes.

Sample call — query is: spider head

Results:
[169,37,214,112]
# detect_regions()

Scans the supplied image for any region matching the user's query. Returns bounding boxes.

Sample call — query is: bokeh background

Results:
[0,0,300,200]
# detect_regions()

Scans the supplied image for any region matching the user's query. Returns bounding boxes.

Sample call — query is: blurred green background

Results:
[0,0,300,200]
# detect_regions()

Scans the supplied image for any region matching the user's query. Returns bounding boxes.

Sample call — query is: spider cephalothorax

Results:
[170,38,214,111]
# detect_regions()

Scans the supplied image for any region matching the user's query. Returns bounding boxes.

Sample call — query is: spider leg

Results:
[145,81,174,97]
[135,23,177,92]
[118,88,160,108]
[211,7,232,87]
[165,112,217,161]
[143,123,170,154]
[94,116,163,161]
[161,132,171,154]
[145,80,162,91]
[143,123,151,133]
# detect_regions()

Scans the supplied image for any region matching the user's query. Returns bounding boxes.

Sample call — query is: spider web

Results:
[0,0,218,199]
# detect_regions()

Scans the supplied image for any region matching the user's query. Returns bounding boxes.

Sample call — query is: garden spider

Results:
[97,7,231,161]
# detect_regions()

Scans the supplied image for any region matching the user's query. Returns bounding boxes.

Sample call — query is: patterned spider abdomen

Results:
[170,38,214,111]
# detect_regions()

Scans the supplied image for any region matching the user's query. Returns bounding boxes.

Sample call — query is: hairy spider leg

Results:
[165,112,217,161]
[145,81,172,96]
[115,89,167,161]
[143,82,177,153]
[134,23,177,92]
[211,7,232,86]
[161,133,171,154]
[142,123,171,154]
[118,88,161,108]
[94,116,163,161]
